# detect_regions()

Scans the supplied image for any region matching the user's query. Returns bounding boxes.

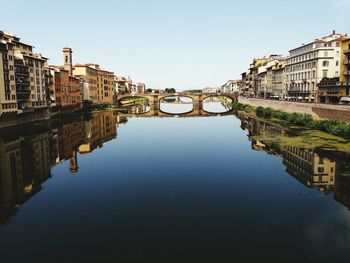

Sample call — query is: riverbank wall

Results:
[239,97,350,123]
[0,108,50,129]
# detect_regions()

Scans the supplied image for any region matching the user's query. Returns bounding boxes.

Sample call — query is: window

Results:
[318,167,325,173]
[336,61,339,66]
[323,70,328,78]
[322,61,329,67]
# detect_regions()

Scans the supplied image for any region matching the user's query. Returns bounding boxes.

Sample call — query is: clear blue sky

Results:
[1,0,349,90]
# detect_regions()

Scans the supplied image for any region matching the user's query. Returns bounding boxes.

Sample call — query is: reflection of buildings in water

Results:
[320,151,350,209]
[242,116,285,157]
[79,111,117,154]
[334,175,350,210]
[116,114,128,124]
[251,140,283,158]
[283,146,336,192]
[0,131,51,225]
[0,112,123,227]
[242,115,345,201]
[54,119,85,174]
[242,115,286,139]
[129,104,149,114]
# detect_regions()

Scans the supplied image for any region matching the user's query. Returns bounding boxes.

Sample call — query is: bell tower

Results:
[69,151,79,174]
[63,47,73,75]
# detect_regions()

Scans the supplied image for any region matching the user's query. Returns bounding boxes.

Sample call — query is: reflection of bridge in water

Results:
[120,106,235,118]
[117,92,237,118]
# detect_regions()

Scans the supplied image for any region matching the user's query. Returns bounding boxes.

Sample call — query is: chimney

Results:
[63,47,73,75]
[333,30,336,35]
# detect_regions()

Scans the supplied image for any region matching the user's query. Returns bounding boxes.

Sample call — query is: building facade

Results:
[241,55,281,98]
[220,80,241,93]
[96,67,115,104]
[61,47,115,104]
[271,60,286,99]
[0,31,48,116]
[318,38,350,103]
[48,67,81,108]
[283,146,336,191]
[285,31,347,102]
[256,57,283,99]
[342,39,350,95]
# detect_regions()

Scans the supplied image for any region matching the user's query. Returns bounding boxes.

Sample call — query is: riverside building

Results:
[60,48,115,104]
[48,67,81,108]
[318,38,350,103]
[0,31,48,116]
[285,31,347,102]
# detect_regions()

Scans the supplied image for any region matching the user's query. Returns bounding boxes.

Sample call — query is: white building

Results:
[202,87,219,93]
[285,31,347,102]
[220,80,241,93]
[131,82,146,94]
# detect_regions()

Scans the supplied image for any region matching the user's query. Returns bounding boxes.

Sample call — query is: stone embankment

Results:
[239,97,350,123]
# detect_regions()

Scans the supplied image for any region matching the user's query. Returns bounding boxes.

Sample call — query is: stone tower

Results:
[63,47,73,75]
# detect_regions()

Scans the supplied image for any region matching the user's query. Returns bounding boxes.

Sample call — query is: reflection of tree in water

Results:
[239,112,350,209]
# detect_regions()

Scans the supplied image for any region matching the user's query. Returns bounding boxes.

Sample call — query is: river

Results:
[0,101,349,262]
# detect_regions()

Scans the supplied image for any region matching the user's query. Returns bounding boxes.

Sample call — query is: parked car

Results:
[339,97,350,105]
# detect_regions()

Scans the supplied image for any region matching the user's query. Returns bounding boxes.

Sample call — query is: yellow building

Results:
[60,47,115,105]
[318,37,350,103]
[244,55,281,98]
[73,64,98,103]
[97,68,115,104]
[283,146,336,191]
[340,38,350,93]
[73,64,115,104]
[79,111,117,154]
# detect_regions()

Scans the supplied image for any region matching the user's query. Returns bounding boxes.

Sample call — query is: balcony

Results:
[318,77,341,88]
[16,89,31,95]
[318,81,341,88]
[15,71,30,77]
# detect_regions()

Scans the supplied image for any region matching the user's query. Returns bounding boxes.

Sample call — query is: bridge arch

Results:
[201,93,236,102]
[159,95,194,115]
[201,94,234,114]
[158,94,197,103]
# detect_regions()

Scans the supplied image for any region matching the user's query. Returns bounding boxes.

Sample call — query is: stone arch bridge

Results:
[116,92,237,112]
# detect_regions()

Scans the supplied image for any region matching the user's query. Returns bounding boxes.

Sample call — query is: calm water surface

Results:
[0,102,350,262]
